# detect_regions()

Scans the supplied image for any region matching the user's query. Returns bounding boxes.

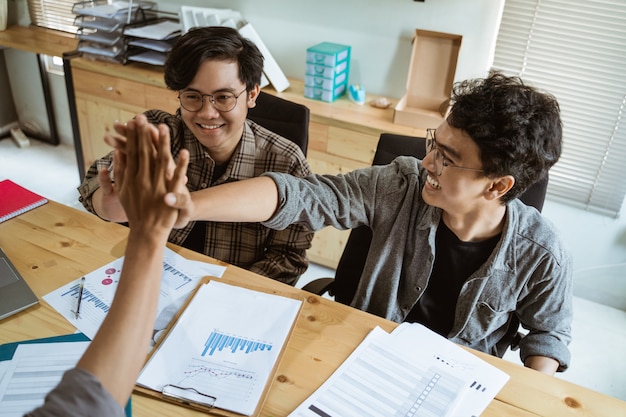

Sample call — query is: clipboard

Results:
[134,276,303,416]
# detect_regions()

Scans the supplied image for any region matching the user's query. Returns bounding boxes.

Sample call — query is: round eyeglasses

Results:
[425,128,485,177]
[178,88,248,113]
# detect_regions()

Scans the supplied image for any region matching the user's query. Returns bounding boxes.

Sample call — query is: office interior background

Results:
[1,0,624,401]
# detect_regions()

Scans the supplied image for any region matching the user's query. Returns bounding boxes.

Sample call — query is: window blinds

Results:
[27,0,79,34]
[492,0,626,217]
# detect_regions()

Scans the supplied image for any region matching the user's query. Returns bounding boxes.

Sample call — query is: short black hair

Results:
[446,71,562,203]
[164,26,264,92]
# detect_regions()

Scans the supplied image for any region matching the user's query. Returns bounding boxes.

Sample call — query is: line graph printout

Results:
[289,327,470,417]
[137,280,302,416]
[42,248,226,341]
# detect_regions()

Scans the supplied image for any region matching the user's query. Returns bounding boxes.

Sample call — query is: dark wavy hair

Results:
[164,26,264,91]
[445,71,562,203]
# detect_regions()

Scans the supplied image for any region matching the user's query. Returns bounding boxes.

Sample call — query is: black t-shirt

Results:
[404,220,500,336]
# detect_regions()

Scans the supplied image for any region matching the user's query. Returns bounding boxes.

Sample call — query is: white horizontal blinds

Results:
[27,0,79,34]
[493,0,626,217]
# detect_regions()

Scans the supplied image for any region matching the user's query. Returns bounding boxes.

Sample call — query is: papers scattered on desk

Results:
[289,323,509,417]
[43,248,226,342]
[137,280,302,416]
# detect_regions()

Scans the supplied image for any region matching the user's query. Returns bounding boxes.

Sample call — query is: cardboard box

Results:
[393,29,462,129]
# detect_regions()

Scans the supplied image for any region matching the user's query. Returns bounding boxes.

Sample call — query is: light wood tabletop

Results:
[1,201,624,416]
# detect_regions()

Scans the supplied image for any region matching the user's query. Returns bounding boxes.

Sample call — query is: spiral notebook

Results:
[0,180,48,223]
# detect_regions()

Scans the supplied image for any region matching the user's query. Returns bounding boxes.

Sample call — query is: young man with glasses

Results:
[78,26,313,285]
[128,72,572,375]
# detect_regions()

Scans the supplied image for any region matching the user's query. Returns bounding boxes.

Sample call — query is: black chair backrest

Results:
[333,133,549,306]
[247,91,310,156]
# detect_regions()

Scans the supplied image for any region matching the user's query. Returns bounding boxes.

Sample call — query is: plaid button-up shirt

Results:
[78,109,314,285]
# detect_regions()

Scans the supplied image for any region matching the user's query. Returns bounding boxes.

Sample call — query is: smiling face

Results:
[421,122,492,216]
[180,59,259,164]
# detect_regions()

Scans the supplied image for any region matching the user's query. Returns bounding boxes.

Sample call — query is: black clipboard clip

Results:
[161,384,217,408]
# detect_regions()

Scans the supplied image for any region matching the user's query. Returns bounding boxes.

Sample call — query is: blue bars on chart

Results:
[62,284,109,314]
[202,331,272,356]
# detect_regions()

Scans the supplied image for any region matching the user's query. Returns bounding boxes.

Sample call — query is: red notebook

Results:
[0,180,48,223]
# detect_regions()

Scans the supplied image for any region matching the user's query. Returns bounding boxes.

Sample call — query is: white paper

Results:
[388,323,510,417]
[0,342,89,417]
[238,23,290,92]
[124,20,182,40]
[288,326,472,417]
[43,248,226,342]
[137,280,302,416]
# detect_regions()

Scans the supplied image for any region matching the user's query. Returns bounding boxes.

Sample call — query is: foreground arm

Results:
[78,117,189,404]
[28,115,189,415]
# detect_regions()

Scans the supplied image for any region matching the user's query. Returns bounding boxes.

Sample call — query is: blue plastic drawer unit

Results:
[304,71,347,91]
[304,42,351,102]
[304,84,347,102]
[305,60,349,79]
[306,42,351,67]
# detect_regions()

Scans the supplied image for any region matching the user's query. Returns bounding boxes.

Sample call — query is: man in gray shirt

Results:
[145,72,573,375]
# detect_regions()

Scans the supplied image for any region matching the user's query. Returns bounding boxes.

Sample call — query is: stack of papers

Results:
[289,323,510,417]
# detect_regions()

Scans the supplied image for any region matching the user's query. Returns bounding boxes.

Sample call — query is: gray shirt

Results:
[263,156,573,370]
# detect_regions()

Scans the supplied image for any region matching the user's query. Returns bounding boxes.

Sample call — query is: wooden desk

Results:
[1,201,624,416]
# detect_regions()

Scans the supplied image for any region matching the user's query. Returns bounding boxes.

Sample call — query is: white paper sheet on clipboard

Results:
[137,280,302,416]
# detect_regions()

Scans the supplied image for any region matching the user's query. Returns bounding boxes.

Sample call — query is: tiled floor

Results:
[2,136,625,402]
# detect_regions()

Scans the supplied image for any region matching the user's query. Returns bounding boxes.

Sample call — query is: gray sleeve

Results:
[518,250,574,371]
[261,167,377,232]
[262,156,422,232]
[24,367,125,417]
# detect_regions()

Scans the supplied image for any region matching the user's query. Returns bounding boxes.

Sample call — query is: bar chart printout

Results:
[288,327,471,417]
[137,280,302,416]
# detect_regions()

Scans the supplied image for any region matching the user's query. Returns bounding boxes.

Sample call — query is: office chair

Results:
[302,132,550,357]
[247,91,310,156]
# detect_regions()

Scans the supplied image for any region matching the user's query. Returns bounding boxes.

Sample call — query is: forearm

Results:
[190,176,279,222]
[76,231,166,406]
[524,355,559,375]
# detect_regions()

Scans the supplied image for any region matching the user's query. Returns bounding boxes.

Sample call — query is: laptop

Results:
[0,246,39,320]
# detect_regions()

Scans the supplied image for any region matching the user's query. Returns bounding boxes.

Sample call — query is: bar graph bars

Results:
[202,330,273,356]
[62,283,109,314]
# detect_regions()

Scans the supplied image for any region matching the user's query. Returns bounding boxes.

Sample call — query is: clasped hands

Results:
[104,114,193,229]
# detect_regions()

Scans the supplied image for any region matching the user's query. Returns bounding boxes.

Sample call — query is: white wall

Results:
[156,0,504,98]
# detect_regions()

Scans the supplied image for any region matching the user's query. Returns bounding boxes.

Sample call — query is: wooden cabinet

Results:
[66,59,427,270]
[69,62,179,174]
